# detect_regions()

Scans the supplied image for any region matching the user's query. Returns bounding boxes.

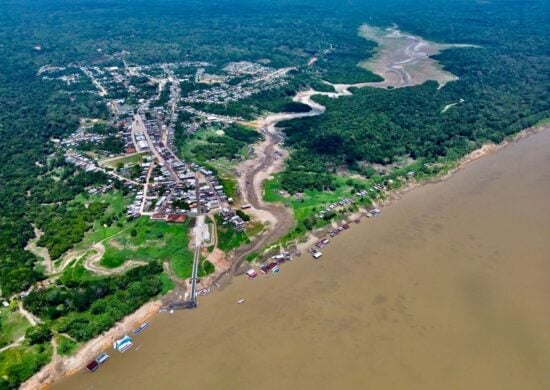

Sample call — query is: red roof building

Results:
[167,214,187,223]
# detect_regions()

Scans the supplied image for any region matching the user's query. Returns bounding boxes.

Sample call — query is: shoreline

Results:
[276,123,550,256]
[23,123,548,390]
[21,300,162,390]
[377,124,550,207]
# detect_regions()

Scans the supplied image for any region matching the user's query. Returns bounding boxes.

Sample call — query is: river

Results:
[56,128,550,389]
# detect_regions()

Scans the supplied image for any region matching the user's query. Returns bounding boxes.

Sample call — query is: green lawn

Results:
[220,176,238,199]
[178,127,220,161]
[246,221,265,237]
[198,260,215,277]
[159,273,175,294]
[100,218,195,279]
[262,174,380,246]
[70,191,133,247]
[264,175,360,221]
[59,254,98,284]
[0,308,31,348]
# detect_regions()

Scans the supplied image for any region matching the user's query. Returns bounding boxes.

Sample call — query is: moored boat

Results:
[86,360,99,372]
[113,335,133,353]
[133,322,149,335]
[95,352,110,364]
[86,352,110,372]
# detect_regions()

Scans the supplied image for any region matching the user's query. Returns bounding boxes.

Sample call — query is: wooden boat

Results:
[133,322,149,335]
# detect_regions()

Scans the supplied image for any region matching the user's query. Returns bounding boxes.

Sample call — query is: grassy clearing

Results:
[0,307,31,348]
[59,254,98,284]
[215,215,250,252]
[535,117,550,126]
[73,191,132,246]
[220,176,238,199]
[159,273,175,294]
[264,175,360,221]
[178,127,220,160]
[99,218,194,279]
[246,221,264,237]
[198,260,215,277]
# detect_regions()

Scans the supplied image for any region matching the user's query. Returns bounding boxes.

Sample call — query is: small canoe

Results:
[237,299,246,304]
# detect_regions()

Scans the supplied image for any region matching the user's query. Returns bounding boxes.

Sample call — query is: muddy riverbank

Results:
[53,123,550,390]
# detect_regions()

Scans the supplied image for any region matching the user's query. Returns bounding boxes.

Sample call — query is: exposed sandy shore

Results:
[380,124,550,208]
[21,300,162,390]
[25,123,549,390]
[230,24,475,261]
[21,21,541,388]
[293,124,550,253]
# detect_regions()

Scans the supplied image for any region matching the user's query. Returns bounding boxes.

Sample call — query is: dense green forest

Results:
[0,0,548,387]
[24,262,163,341]
[2,0,547,297]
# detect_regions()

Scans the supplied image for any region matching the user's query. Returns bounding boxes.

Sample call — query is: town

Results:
[42,59,293,234]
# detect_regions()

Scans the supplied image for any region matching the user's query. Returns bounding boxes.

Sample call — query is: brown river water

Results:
[57,130,550,389]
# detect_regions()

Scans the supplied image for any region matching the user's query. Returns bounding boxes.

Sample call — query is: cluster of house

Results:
[182,63,290,105]
[123,115,233,220]
[133,130,149,152]
[65,152,139,188]
[258,251,293,274]
[182,74,287,105]
[56,58,267,233]
[181,106,241,124]
[316,183,387,220]
[87,183,114,195]
[223,61,274,77]
[60,124,107,148]
[317,197,355,219]
[42,73,81,85]
[219,207,246,232]
[65,152,101,173]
